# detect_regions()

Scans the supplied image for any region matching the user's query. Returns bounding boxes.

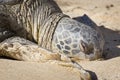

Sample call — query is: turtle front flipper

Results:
[0,36,92,80]
[0,37,62,61]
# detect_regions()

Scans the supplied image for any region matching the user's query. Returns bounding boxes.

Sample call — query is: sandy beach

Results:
[0,0,120,80]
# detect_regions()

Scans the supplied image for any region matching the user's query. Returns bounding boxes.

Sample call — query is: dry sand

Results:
[0,0,120,80]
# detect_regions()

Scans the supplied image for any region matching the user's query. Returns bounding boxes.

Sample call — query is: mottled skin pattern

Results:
[0,0,104,61]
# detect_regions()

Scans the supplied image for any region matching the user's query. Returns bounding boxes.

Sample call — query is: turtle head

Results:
[0,0,22,5]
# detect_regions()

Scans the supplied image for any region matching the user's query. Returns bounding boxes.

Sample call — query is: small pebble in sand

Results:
[106,4,114,10]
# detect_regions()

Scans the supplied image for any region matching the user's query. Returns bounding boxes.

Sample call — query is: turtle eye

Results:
[79,40,88,53]
[79,40,94,54]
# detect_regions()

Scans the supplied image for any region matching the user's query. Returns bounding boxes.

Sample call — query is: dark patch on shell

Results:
[57,44,61,50]
[63,50,70,54]
[60,41,64,45]
[72,50,80,54]
[65,45,71,50]
[72,44,77,48]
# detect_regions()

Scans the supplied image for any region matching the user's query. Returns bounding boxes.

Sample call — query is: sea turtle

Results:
[0,0,104,61]
[0,0,104,79]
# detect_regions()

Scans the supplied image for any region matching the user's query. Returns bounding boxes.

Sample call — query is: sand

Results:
[0,0,120,80]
